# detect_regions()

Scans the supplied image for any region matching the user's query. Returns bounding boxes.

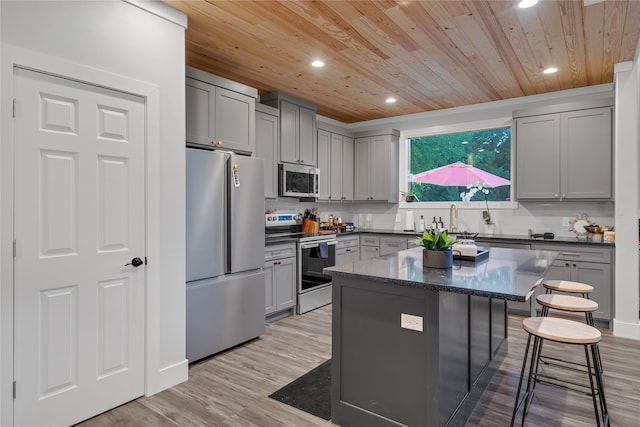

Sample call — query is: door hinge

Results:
[12,99,16,118]
[13,381,16,399]
[145,256,148,265]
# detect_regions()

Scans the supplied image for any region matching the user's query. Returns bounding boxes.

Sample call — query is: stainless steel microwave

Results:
[278,163,319,198]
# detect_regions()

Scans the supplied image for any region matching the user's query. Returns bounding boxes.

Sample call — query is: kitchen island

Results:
[324,246,558,427]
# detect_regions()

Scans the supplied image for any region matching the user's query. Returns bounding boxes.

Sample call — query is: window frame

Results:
[399,117,519,210]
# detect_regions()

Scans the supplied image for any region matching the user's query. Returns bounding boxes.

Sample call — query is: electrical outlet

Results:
[562,217,570,227]
[395,213,401,223]
[400,313,423,332]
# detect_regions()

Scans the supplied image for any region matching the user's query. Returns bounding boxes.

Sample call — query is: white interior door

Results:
[13,67,146,427]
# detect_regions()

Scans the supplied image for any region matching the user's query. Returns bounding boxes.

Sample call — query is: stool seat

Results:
[543,279,594,294]
[522,317,601,344]
[537,294,598,312]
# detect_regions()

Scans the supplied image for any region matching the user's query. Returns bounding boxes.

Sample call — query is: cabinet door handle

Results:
[388,243,399,247]
[554,193,559,199]
[565,262,570,267]
[561,252,580,256]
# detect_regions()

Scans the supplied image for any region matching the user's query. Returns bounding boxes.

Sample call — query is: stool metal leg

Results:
[511,334,533,427]
[584,345,601,427]
[522,335,543,424]
[592,344,610,426]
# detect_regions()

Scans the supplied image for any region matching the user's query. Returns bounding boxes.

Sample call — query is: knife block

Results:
[302,219,319,233]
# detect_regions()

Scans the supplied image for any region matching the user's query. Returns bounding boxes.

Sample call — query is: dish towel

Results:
[319,242,328,259]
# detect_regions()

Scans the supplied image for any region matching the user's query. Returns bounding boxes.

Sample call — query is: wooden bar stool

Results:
[537,293,603,374]
[511,317,609,427]
[543,279,593,298]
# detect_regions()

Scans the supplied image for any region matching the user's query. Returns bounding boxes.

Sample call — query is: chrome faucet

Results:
[449,203,458,233]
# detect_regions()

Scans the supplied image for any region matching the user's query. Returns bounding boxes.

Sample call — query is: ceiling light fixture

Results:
[311,60,325,68]
[386,97,397,104]
[543,67,558,74]
[518,0,538,8]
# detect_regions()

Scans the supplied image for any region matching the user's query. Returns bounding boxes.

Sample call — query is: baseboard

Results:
[612,319,640,339]
[146,358,189,396]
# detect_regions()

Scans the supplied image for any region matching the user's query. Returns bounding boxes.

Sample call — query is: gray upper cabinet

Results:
[317,130,331,200]
[515,104,613,201]
[318,128,354,202]
[185,67,257,155]
[354,129,400,202]
[261,92,318,166]
[255,104,279,199]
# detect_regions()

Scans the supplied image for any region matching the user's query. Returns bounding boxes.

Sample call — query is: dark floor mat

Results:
[268,359,331,420]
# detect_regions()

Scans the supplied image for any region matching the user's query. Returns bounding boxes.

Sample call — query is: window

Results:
[407,127,511,203]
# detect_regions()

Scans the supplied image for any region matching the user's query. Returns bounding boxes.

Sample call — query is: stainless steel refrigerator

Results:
[186,147,265,362]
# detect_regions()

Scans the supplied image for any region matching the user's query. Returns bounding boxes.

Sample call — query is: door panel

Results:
[14,67,145,427]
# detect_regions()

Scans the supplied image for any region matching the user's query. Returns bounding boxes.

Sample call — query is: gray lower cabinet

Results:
[380,236,408,256]
[360,235,381,260]
[336,235,360,266]
[515,105,612,201]
[532,244,613,323]
[186,69,256,155]
[264,243,296,316]
[255,105,279,199]
[354,129,399,202]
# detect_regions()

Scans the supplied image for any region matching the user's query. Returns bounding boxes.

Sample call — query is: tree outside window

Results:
[409,127,511,203]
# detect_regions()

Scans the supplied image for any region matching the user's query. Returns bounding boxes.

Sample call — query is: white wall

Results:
[613,60,640,338]
[0,1,187,423]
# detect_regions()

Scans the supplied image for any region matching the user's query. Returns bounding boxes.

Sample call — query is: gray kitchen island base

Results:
[331,276,508,427]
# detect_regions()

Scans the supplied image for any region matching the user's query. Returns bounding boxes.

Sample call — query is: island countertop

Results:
[324,246,559,302]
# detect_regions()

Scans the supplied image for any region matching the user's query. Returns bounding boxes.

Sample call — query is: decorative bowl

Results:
[583,225,613,233]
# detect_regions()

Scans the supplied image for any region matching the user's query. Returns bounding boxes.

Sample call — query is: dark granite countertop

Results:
[324,246,559,302]
[336,228,615,247]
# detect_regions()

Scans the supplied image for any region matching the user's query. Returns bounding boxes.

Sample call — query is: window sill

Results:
[398,200,519,210]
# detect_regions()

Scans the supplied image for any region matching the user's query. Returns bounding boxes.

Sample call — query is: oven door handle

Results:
[300,240,337,249]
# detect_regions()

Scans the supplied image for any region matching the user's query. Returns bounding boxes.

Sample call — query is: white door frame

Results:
[1,46,162,426]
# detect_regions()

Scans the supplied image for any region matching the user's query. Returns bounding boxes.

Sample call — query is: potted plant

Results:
[414,229,455,268]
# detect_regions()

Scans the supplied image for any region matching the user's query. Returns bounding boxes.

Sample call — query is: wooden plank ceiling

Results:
[164,0,640,123]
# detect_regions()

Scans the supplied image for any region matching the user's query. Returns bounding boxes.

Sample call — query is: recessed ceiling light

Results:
[311,60,325,68]
[518,0,538,8]
[543,67,558,74]
[386,97,397,104]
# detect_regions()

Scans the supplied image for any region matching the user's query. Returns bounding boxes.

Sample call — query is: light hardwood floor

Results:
[78,305,640,426]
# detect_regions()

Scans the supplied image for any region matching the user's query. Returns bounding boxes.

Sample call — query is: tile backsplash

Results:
[265,198,614,238]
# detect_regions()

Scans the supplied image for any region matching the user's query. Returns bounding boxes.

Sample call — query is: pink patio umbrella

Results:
[412,161,510,188]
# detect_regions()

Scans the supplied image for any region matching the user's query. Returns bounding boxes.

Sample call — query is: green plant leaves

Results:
[414,229,455,251]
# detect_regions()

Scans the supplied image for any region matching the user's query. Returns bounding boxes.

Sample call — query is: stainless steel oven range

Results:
[264,212,336,314]
[297,234,336,314]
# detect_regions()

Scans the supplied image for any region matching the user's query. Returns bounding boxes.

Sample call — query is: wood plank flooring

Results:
[78,305,640,426]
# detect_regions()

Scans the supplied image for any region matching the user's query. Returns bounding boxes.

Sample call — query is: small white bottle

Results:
[419,215,425,231]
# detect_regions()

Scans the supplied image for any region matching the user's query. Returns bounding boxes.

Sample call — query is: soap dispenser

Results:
[431,216,437,230]
[419,215,425,231]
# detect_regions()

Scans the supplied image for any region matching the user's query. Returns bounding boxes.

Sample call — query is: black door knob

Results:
[126,257,144,267]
